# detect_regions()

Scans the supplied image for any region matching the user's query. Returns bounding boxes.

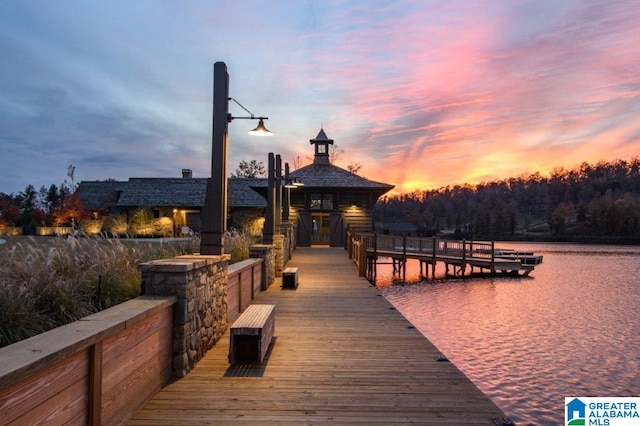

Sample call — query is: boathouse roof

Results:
[309,128,333,145]
[76,180,127,210]
[78,177,267,209]
[116,178,207,208]
[252,128,394,194]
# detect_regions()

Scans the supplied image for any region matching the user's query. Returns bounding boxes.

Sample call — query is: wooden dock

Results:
[350,233,542,282]
[128,247,510,425]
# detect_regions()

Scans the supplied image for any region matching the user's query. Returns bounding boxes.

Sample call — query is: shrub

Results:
[130,207,154,236]
[224,228,258,263]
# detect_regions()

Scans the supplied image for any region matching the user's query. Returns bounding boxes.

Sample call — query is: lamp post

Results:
[275,154,282,230]
[263,152,282,244]
[200,61,271,255]
[283,163,290,222]
[263,154,301,244]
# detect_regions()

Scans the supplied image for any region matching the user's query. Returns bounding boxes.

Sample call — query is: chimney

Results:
[182,169,192,179]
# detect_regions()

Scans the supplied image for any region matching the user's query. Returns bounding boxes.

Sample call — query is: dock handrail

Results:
[362,234,494,258]
[349,232,539,281]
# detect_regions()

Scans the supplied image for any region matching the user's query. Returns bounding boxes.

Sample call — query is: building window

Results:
[310,193,334,211]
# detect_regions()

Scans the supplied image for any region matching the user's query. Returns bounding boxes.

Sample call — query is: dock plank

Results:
[129,247,507,425]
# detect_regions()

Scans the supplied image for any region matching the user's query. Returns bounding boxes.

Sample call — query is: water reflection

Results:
[379,243,640,425]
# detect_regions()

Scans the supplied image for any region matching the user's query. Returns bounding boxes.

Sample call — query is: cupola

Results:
[310,128,334,165]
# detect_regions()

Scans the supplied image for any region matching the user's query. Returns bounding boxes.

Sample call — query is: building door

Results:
[311,213,330,245]
[329,212,344,247]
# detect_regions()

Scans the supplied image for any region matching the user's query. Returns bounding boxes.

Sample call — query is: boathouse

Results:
[77,129,394,244]
[287,128,394,247]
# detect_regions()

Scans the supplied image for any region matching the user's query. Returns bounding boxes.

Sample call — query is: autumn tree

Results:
[52,191,89,226]
[0,194,21,226]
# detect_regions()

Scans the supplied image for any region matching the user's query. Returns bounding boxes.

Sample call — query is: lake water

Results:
[378,242,640,425]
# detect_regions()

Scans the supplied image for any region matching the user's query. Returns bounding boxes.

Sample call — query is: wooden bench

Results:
[228,304,275,364]
[282,267,299,289]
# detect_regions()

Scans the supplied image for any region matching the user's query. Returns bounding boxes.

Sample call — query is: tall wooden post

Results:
[491,240,496,275]
[275,154,282,229]
[358,236,367,277]
[283,163,290,222]
[402,234,407,282]
[201,62,229,255]
[432,236,437,280]
[461,239,467,278]
[263,153,275,244]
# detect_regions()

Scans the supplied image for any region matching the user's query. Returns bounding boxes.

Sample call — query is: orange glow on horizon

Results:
[366,145,638,196]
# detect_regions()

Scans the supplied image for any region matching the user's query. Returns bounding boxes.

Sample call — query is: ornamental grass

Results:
[223,228,259,263]
[0,235,198,348]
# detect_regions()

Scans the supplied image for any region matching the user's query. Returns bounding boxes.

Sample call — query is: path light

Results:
[200,61,272,255]
[248,118,273,136]
[228,98,273,136]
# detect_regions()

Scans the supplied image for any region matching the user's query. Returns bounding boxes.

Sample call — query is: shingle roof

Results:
[77,180,127,210]
[228,178,268,207]
[310,128,333,145]
[248,163,394,199]
[291,163,394,191]
[116,178,207,207]
[78,178,267,209]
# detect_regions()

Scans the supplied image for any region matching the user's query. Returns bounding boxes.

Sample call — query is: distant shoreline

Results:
[498,234,640,245]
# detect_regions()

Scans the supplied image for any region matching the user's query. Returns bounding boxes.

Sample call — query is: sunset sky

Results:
[1,1,639,195]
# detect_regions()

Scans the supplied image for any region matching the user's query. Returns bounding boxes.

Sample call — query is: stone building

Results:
[77,172,266,237]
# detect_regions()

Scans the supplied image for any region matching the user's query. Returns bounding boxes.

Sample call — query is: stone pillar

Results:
[249,244,276,290]
[272,233,284,277]
[139,254,230,378]
[280,222,294,264]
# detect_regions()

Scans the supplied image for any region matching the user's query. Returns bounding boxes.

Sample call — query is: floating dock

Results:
[348,233,543,283]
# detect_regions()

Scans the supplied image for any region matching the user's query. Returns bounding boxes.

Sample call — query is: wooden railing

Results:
[0,296,176,425]
[227,258,264,324]
[365,234,494,259]
[348,232,505,280]
[347,231,368,277]
[0,257,266,425]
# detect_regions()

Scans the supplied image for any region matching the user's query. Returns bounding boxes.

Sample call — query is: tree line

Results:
[373,158,640,243]
[0,165,89,234]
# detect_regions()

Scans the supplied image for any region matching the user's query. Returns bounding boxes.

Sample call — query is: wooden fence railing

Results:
[0,258,265,425]
[0,296,175,425]
[347,232,506,281]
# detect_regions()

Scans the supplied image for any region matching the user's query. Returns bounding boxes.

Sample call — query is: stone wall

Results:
[280,222,295,264]
[139,254,230,378]
[272,234,284,277]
